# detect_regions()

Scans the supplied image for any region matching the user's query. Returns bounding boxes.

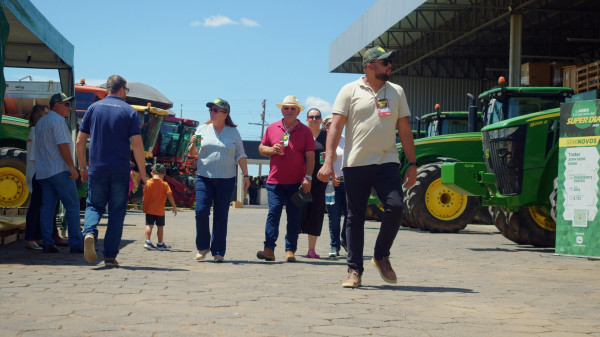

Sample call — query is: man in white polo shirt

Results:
[318,46,417,288]
[35,92,84,254]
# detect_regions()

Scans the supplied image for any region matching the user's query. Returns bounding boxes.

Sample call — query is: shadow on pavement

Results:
[360,284,477,293]
[94,265,189,272]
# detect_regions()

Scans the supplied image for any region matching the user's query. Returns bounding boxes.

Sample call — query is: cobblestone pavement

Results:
[1,207,600,336]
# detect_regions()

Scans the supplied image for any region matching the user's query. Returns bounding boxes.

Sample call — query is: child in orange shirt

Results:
[143,164,177,250]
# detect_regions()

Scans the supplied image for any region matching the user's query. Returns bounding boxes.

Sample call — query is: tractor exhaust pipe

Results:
[467,93,477,132]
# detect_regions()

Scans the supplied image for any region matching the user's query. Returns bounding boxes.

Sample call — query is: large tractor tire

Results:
[473,206,493,224]
[505,206,556,247]
[491,206,527,244]
[365,203,384,222]
[406,162,479,233]
[400,187,416,228]
[0,147,30,208]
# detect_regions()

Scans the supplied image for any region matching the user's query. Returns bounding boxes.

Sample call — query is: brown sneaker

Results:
[257,248,275,261]
[284,250,296,262]
[342,269,362,288]
[372,257,397,283]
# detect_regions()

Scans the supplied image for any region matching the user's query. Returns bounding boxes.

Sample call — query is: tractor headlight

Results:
[487,126,520,140]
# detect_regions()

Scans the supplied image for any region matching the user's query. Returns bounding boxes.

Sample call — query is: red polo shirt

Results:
[261,119,315,184]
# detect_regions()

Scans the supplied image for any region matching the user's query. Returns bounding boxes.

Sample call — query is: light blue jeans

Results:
[326,182,347,250]
[39,171,83,249]
[82,173,129,259]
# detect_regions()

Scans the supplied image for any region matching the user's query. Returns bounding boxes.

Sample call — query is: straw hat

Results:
[276,95,304,112]
[322,115,333,125]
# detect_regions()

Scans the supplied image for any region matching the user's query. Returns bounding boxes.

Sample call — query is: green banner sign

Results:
[556,100,600,257]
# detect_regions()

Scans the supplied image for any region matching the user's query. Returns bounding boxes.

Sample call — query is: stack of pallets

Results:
[577,61,600,93]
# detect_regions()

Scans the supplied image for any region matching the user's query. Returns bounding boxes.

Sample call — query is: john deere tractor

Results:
[441,86,573,247]
[396,103,488,233]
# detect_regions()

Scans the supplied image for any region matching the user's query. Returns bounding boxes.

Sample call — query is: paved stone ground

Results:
[1,207,600,336]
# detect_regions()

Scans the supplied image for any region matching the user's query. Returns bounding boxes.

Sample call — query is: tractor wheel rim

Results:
[528,206,556,232]
[0,167,28,207]
[424,178,468,221]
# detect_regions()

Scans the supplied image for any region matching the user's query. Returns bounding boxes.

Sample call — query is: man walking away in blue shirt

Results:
[76,75,147,268]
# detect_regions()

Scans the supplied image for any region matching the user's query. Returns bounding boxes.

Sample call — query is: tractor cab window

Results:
[485,98,503,125]
[506,97,561,119]
[426,119,439,137]
[441,119,468,134]
[158,122,180,156]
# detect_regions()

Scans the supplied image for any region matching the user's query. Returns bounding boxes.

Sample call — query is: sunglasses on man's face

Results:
[211,107,227,113]
[283,106,298,111]
[374,59,392,67]
[59,102,71,108]
[307,115,321,120]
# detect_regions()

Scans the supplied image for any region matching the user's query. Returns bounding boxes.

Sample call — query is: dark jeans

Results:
[264,183,302,252]
[326,181,347,250]
[82,173,130,259]
[195,175,235,257]
[25,175,60,241]
[25,175,42,241]
[343,163,403,274]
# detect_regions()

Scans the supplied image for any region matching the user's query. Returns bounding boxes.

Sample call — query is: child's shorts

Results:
[146,214,166,227]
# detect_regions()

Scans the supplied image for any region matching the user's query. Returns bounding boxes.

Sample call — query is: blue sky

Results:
[6,0,375,143]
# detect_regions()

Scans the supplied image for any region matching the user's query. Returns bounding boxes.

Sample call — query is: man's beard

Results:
[375,72,390,82]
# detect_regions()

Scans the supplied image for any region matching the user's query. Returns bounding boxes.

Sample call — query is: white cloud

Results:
[240,18,260,27]
[190,16,261,28]
[203,15,237,27]
[304,96,333,115]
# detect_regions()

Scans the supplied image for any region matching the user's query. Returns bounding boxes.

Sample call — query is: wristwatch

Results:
[79,166,89,171]
[304,175,312,181]
[243,175,250,178]
[408,162,417,167]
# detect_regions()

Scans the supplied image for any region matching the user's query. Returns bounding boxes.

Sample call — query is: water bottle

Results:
[325,178,335,205]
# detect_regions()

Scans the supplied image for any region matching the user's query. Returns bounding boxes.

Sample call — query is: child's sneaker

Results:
[157,243,171,251]
[144,241,156,250]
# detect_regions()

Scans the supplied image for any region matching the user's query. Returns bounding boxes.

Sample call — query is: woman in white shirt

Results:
[188,98,250,263]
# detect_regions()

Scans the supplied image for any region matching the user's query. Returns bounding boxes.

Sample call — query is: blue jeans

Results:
[195,176,235,257]
[326,181,347,250]
[343,163,404,273]
[264,183,302,252]
[82,173,129,259]
[39,171,83,249]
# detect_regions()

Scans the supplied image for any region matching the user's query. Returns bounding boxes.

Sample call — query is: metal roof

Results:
[330,0,600,80]
[2,0,74,69]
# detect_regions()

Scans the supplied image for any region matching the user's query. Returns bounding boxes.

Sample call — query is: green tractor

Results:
[0,115,29,208]
[397,103,489,233]
[441,86,574,247]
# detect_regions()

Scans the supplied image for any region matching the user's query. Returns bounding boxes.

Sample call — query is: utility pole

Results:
[180,104,183,118]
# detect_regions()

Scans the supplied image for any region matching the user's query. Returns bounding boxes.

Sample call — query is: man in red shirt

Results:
[257,96,315,262]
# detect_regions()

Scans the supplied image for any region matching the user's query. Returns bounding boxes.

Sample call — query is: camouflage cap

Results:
[362,46,393,68]
[49,92,75,108]
[206,98,230,112]
[151,163,166,174]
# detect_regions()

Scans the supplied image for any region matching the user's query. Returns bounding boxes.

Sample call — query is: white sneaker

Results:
[83,233,97,264]
[195,249,209,261]
[329,247,339,257]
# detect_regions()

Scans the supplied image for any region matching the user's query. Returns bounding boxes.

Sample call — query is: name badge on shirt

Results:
[282,133,289,147]
[376,98,391,116]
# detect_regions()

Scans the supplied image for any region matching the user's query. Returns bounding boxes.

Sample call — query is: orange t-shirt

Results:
[142,178,172,216]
